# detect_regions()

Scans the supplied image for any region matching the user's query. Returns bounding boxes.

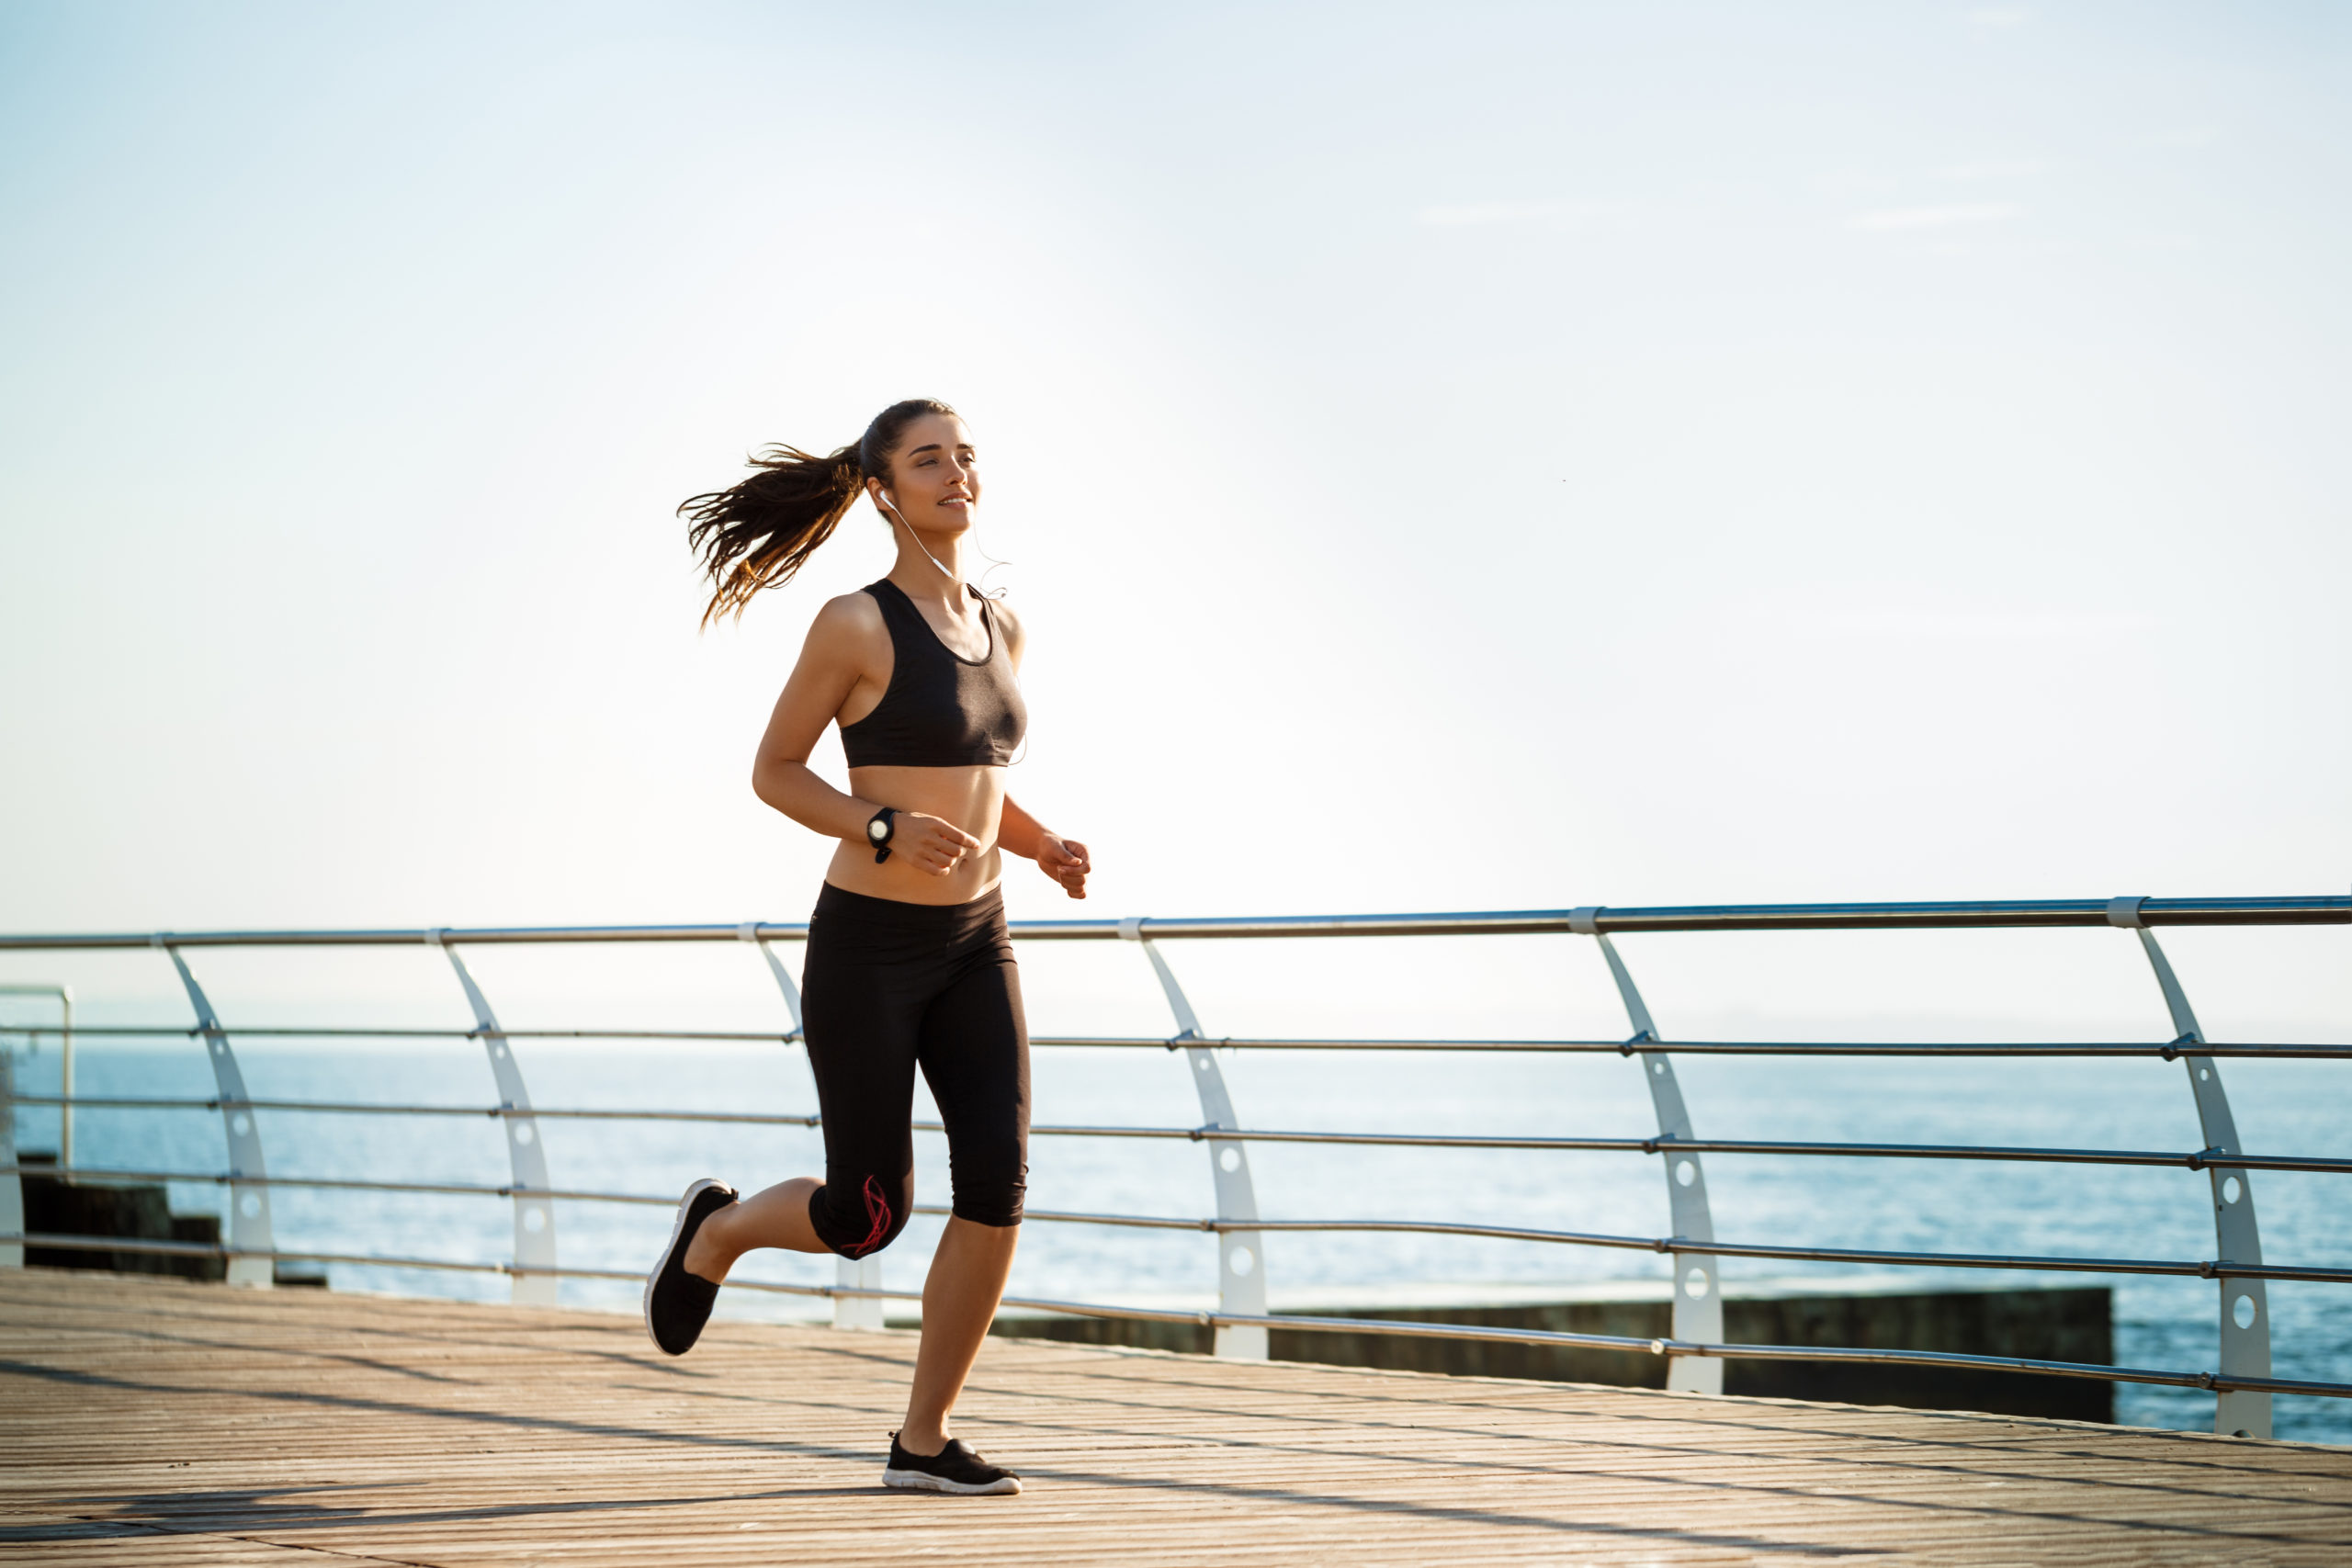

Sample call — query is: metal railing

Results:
[0,986,70,1171]
[3,893,2346,1438]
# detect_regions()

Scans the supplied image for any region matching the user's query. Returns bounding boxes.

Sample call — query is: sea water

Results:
[17,1029,2351,1446]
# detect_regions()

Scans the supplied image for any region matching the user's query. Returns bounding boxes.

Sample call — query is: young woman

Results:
[643,399,1089,1497]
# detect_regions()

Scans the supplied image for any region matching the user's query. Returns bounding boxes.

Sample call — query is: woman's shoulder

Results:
[816,585,888,623]
[988,594,1025,643]
[802,589,890,655]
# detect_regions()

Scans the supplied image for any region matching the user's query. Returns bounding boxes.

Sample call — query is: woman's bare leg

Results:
[684,1177,827,1280]
[899,1218,1020,1456]
[682,1185,1015,1451]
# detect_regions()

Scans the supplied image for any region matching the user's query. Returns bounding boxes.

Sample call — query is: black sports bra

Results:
[839,579,1026,768]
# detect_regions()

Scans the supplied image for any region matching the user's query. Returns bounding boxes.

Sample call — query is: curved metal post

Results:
[0,987,72,1171]
[60,988,71,1175]
[1571,911,1723,1393]
[1120,918,1267,1359]
[2108,897,2270,1438]
[427,932,557,1306]
[158,941,274,1288]
[741,924,879,1329]
[740,924,805,1038]
[0,987,71,1270]
[0,1049,19,1269]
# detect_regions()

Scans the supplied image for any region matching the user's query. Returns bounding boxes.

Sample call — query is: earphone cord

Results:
[880,495,1012,601]
[877,493,1023,762]
[968,536,1013,600]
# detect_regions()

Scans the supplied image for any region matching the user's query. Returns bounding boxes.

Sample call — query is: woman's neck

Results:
[889,527,968,603]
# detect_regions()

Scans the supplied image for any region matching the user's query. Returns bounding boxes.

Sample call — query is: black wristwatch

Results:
[865,807,899,863]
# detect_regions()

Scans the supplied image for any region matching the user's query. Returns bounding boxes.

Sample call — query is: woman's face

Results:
[874,412,979,536]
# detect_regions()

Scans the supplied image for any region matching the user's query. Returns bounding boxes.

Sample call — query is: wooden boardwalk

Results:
[1,1270,2346,1565]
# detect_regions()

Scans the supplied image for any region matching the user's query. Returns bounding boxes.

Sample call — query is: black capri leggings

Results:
[798,882,1029,1258]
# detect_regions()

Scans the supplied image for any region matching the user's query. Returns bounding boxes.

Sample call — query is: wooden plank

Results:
[0,1269,2346,1565]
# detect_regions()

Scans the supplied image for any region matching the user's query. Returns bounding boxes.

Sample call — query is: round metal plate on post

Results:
[1120,919,1268,1359]
[1579,920,1724,1394]
[158,942,274,1288]
[2109,901,2272,1438]
[427,932,558,1307]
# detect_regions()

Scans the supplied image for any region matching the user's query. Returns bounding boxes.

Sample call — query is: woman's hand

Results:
[997,796,1089,897]
[884,812,984,876]
[1035,833,1091,899]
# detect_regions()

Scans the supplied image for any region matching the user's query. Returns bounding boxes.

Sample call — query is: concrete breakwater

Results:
[979,1277,2115,1422]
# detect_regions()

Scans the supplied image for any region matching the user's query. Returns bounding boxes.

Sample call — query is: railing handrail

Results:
[2,893,2346,949]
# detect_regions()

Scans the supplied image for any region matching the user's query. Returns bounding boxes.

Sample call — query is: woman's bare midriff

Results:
[824,763,1009,904]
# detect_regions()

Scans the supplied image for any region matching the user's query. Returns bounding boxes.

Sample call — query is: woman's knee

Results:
[809,1170,914,1258]
[948,1147,1026,1229]
[949,1194,1024,1228]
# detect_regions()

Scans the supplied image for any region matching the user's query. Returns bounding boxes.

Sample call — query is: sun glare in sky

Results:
[2,2,2346,1032]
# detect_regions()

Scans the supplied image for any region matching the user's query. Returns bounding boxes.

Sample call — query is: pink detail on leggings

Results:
[849,1175,892,1258]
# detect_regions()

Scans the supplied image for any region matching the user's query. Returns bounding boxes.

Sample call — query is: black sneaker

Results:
[882,1432,1023,1495]
[642,1179,737,1356]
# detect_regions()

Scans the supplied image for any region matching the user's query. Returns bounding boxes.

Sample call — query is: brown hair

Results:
[681,398,957,626]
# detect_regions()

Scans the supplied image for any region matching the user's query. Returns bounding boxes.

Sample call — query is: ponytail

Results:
[681,398,957,626]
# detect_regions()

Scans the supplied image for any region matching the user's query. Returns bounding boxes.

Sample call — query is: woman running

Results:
[643,399,1089,1497]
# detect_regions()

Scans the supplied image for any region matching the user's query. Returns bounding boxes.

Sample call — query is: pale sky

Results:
[3,3,2346,1036]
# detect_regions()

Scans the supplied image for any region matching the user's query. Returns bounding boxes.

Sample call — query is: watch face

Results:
[868,818,888,841]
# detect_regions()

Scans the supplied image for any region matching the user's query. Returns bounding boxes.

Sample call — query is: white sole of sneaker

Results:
[882,1468,1022,1496]
[642,1178,729,1353]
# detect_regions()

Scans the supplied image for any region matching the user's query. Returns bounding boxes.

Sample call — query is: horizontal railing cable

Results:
[1,1093,823,1126]
[1,1165,683,1207]
[1633,1137,2352,1175]
[1038,1037,2352,1059]
[964,1208,2352,1286]
[10,1230,2350,1402]
[0,1025,803,1043]
[9,1094,2347,1173]
[15,1168,2346,1285]
[10,1024,2351,1060]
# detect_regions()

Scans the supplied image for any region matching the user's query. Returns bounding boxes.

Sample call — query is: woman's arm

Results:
[1001,795,1090,899]
[750,596,980,875]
